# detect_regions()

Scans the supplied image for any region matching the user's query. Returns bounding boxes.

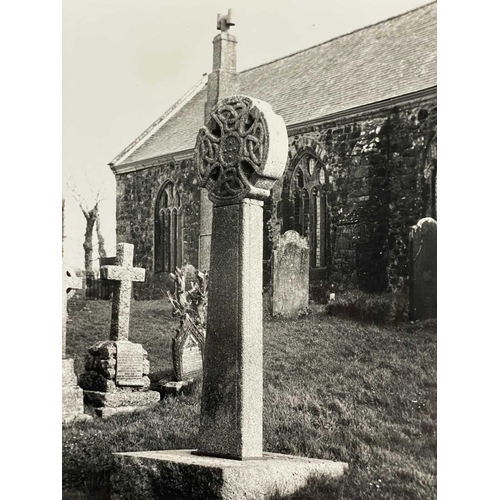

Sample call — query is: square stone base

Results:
[110,449,348,499]
[84,389,160,418]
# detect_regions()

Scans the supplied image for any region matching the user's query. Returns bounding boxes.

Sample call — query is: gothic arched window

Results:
[155,182,183,273]
[284,154,328,268]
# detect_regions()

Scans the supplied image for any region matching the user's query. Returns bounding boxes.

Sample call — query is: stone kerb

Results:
[271,230,310,317]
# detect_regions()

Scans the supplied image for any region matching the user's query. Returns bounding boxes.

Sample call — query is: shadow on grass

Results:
[266,474,345,500]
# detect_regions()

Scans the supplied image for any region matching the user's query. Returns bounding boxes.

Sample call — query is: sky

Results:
[62,0,433,270]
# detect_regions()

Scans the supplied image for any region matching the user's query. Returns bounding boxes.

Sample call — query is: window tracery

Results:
[155,181,183,273]
[284,154,328,268]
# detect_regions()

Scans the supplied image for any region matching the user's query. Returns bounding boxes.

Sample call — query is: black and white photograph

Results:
[5,0,495,496]
[58,1,441,498]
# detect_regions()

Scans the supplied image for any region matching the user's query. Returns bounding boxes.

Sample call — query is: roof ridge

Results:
[239,1,436,75]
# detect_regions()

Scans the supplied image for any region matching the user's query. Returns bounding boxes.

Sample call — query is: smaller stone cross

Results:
[101,243,145,341]
[62,267,82,358]
[217,9,235,32]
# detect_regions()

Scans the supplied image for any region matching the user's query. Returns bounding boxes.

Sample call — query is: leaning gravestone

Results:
[79,243,159,417]
[111,94,347,499]
[409,217,437,321]
[271,230,309,317]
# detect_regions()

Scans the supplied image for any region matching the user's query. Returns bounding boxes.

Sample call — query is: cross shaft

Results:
[101,243,145,341]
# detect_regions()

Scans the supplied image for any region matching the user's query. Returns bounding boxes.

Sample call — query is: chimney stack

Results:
[199,9,240,271]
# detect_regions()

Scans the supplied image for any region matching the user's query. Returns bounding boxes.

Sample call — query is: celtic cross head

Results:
[195,95,288,206]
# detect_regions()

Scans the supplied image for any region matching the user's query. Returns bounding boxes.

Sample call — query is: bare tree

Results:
[67,178,108,276]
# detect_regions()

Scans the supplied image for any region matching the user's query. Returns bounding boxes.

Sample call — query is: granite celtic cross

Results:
[101,243,145,341]
[194,95,288,460]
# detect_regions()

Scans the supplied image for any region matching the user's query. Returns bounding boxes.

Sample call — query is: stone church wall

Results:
[115,93,436,301]
[115,158,200,299]
[265,93,437,300]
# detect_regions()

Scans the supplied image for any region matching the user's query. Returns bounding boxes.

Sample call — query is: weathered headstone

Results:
[62,267,82,358]
[62,266,91,423]
[79,243,159,417]
[111,93,347,498]
[409,217,437,321]
[159,268,207,396]
[271,230,310,317]
[172,314,205,381]
[182,263,197,288]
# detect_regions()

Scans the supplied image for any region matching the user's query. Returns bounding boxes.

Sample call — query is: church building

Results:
[109,2,437,301]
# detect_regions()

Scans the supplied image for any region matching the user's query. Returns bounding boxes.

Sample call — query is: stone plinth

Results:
[110,450,347,500]
[79,340,159,417]
[84,390,159,418]
[62,358,91,424]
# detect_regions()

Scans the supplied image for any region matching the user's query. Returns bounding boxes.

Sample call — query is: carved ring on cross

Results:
[195,95,288,206]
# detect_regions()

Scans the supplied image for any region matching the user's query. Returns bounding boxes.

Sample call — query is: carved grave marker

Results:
[182,263,197,287]
[409,217,437,321]
[62,265,90,423]
[79,243,159,417]
[116,342,145,387]
[101,243,145,341]
[110,18,347,497]
[62,267,82,358]
[194,94,288,459]
[271,230,309,317]
[172,314,205,382]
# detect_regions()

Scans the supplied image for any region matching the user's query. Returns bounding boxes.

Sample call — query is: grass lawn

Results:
[64,299,436,499]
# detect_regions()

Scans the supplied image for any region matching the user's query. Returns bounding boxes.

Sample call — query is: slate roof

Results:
[113,2,436,167]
